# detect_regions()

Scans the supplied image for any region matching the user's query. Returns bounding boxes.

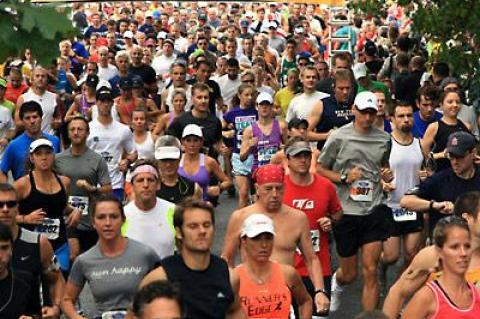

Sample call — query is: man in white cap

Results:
[354,63,391,105]
[234,214,313,318]
[317,91,392,312]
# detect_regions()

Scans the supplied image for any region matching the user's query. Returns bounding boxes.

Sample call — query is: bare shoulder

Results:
[140,266,168,288]
[283,204,307,220]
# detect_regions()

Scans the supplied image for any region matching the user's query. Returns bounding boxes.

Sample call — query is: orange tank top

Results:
[427,280,480,319]
[237,262,292,319]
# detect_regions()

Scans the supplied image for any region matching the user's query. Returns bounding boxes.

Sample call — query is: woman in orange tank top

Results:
[234,214,313,319]
[402,216,480,318]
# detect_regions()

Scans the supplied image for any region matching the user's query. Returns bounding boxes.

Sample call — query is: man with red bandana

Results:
[222,164,331,315]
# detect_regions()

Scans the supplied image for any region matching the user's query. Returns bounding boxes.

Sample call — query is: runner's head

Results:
[253,164,285,212]
[334,69,353,103]
[173,198,215,253]
[132,280,183,319]
[391,102,414,133]
[285,137,312,175]
[131,160,159,206]
[241,214,275,261]
[454,191,480,240]
[91,194,126,240]
[446,131,476,176]
[353,91,378,130]
[0,183,19,228]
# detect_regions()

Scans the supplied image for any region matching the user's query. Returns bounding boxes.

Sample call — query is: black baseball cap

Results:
[446,132,476,156]
[132,76,144,89]
[119,76,133,90]
[96,86,113,101]
[85,74,99,88]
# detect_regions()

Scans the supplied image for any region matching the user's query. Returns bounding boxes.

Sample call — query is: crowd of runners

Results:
[0,1,480,319]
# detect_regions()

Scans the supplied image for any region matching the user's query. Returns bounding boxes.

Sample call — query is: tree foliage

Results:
[349,0,480,101]
[0,0,76,65]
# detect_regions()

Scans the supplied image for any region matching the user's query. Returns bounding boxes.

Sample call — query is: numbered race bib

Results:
[102,310,126,319]
[392,208,417,222]
[349,180,373,202]
[310,230,320,252]
[35,218,60,240]
[68,196,89,216]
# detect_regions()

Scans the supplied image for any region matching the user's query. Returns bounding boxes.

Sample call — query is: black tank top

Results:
[162,254,234,319]
[315,96,354,150]
[157,175,195,203]
[12,227,47,315]
[19,172,68,250]
[432,119,469,171]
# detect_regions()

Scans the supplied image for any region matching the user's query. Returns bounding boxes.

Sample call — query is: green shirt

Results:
[357,80,392,105]
[0,99,15,115]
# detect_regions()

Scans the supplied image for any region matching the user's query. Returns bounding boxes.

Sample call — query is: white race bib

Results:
[349,180,373,202]
[35,218,60,240]
[68,196,89,216]
[310,229,320,252]
[392,208,417,222]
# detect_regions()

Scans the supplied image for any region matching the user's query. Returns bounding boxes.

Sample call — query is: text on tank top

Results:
[427,280,480,319]
[237,262,292,319]
[316,96,354,150]
[178,154,210,200]
[252,120,282,169]
[19,172,68,250]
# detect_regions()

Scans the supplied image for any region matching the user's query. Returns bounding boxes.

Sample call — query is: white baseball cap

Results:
[155,146,181,160]
[241,214,275,238]
[30,138,54,153]
[123,30,134,39]
[182,124,204,139]
[256,92,273,105]
[354,91,378,111]
[353,63,368,80]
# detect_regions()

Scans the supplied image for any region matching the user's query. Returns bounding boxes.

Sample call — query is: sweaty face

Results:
[417,96,434,120]
[177,208,214,253]
[243,232,274,261]
[256,182,284,211]
[334,79,352,103]
[437,226,471,275]
[68,119,89,145]
[392,106,413,133]
[353,106,377,130]
[192,90,209,112]
[92,201,124,241]
[132,172,158,204]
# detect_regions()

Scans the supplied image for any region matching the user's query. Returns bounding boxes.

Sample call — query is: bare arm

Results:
[400,194,454,214]
[226,268,247,319]
[284,265,313,319]
[139,266,168,289]
[206,156,233,193]
[307,101,331,142]
[221,210,243,267]
[61,281,86,319]
[420,122,439,156]
[40,235,65,317]
[15,95,25,128]
[401,286,435,319]
[239,126,254,162]
[316,163,342,184]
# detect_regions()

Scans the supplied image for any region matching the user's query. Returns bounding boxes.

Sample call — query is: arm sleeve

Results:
[317,133,340,169]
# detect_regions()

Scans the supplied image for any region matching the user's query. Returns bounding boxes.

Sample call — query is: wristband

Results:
[429,200,435,210]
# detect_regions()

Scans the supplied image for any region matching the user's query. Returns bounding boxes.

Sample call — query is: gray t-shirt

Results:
[69,239,160,314]
[55,148,111,230]
[318,122,391,216]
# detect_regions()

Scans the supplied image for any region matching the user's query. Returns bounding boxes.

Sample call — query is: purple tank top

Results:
[80,94,95,116]
[178,154,210,200]
[251,120,282,170]
[168,111,175,126]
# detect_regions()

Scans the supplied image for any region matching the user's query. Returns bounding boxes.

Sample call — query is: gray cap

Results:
[285,141,311,156]
[446,132,476,156]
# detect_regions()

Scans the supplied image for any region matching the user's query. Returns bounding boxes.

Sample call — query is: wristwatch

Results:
[340,173,348,184]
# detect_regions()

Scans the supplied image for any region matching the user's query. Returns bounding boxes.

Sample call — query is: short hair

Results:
[0,223,13,244]
[20,101,43,119]
[286,38,297,46]
[334,69,352,83]
[115,50,130,63]
[454,191,480,220]
[300,65,318,78]
[332,52,352,68]
[0,183,18,200]
[226,58,239,68]
[432,61,450,78]
[67,116,90,133]
[416,85,438,103]
[433,216,469,248]
[396,52,409,68]
[391,101,414,116]
[191,82,210,96]
[91,194,125,219]
[173,198,215,229]
[171,88,187,102]
[196,60,212,71]
[132,280,182,318]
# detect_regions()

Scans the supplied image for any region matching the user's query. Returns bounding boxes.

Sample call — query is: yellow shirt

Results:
[274,87,296,120]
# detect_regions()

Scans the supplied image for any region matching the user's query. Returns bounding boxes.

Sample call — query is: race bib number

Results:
[257,147,277,166]
[310,229,320,252]
[392,208,417,222]
[35,218,60,240]
[102,311,126,319]
[350,180,373,202]
[68,196,89,216]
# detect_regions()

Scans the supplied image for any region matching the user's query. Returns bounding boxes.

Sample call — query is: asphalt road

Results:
[77,192,401,319]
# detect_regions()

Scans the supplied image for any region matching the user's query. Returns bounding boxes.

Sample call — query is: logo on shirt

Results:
[292,199,315,210]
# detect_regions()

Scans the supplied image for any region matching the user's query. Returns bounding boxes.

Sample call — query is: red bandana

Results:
[253,164,285,185]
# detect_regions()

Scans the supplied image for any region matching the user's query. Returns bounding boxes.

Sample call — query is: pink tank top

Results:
[427,280,480,319]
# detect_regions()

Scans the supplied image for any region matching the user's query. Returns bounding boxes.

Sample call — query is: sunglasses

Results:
[0,200,18,208]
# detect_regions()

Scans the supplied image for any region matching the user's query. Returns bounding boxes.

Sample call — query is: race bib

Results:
[392,208,417,222]
[35,218,60,240]
[349,180,373,202]
[102,311,126,319]
[68,196,89,216]
[310,229,320,252]
[257,147,277,166]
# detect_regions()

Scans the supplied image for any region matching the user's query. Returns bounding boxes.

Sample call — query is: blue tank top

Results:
[178,154,210,201]
[55,70,73,94]
[315,96,354,150]
[251,120,282,170]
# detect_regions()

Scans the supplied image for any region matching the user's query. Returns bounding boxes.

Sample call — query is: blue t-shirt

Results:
[1,133,60,180]
[223,106,258,154]
[412,111,442,138]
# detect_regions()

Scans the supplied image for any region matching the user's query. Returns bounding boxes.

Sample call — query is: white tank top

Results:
[22,89,57,135]
[135,131,155,160]
[388,136,424,208]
